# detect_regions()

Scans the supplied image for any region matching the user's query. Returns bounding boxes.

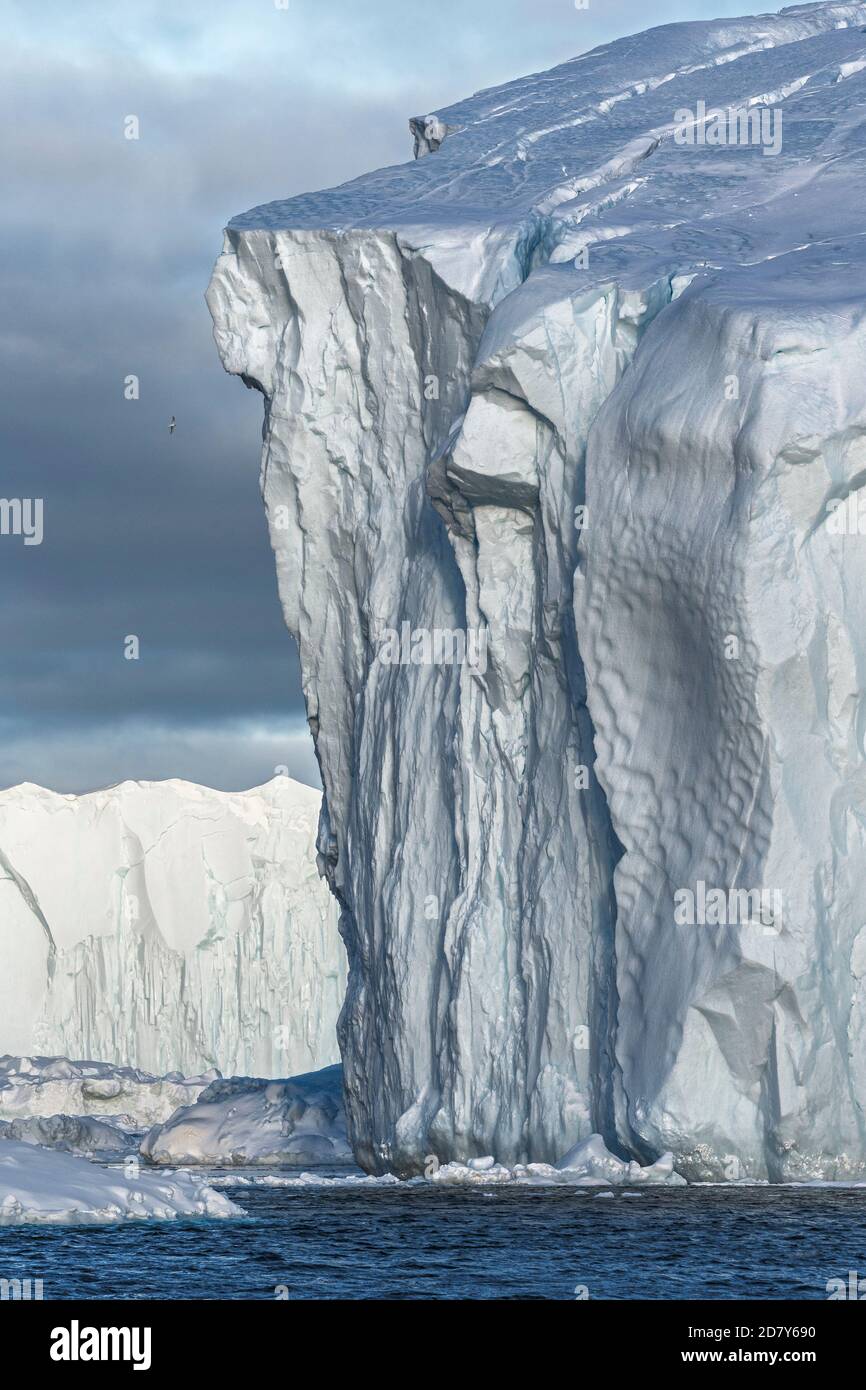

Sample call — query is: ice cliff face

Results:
[0,779,344,1078]
[208,2,866,1179]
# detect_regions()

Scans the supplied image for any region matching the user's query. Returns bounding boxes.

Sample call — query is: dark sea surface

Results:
[2,1174,866,1300]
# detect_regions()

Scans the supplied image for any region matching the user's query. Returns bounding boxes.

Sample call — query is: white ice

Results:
[0,1139,243,1225]
[0,777,345,1077]
[0,1055,219,1130]
[430,1137,685,1186]
[208,2,866,1179]
[0,1114,131,1158]
[140,1064,352,1166]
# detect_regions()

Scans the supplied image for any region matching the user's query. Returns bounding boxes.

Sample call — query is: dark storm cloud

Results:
[0,0,785,792]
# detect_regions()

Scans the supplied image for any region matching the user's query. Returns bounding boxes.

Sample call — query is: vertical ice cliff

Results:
[0,779,344,1077]
[209,3,866,1178]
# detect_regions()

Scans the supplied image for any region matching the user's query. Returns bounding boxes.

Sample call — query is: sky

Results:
[0,0,792,793]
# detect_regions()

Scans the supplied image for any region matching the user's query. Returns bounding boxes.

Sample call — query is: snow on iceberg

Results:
[140,1064,352,1166]
[0,777,345,1077]
[0,1113,131,1158]
[209,1,866,1180]
[0,1055,218,1130]
[0,1140,244,1225]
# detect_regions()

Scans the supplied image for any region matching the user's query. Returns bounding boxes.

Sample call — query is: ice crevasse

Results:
[207,2,866,1180]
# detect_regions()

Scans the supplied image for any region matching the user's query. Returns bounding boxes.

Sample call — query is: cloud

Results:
[0,0,788,794]
[0,714,321,794]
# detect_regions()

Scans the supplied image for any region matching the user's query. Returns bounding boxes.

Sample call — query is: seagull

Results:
[169,416,176,435]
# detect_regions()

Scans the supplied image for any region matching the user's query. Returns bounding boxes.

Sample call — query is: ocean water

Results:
[2,1176,866,1300]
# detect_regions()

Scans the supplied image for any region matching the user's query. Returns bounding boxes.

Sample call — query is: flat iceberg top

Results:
[0,773,319,815]
[0,774,342,1080]
[230,0,866,268]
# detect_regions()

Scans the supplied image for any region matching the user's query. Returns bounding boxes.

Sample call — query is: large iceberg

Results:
[0,778,345,1077]
[208,2,866,1180]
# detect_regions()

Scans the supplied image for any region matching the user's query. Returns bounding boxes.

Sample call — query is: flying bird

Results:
[169,416,176,435]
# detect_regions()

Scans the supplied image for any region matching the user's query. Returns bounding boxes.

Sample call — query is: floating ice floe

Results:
[0,1139,244,1225]
[209,1171,400,1188]
[429,1137,685,1186]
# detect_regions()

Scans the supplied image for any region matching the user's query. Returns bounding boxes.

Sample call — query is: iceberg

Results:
[0,1139,243,1225]
[140,1063,351,1166]
[0,1113,131,1158]
[0,777,345,1077]
[0,1055,219,1129]
[208,2,866,1181]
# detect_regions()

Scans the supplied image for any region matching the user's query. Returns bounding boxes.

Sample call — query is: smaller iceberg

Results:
[141,1064,352,1166]
[0,1139,244,1225]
